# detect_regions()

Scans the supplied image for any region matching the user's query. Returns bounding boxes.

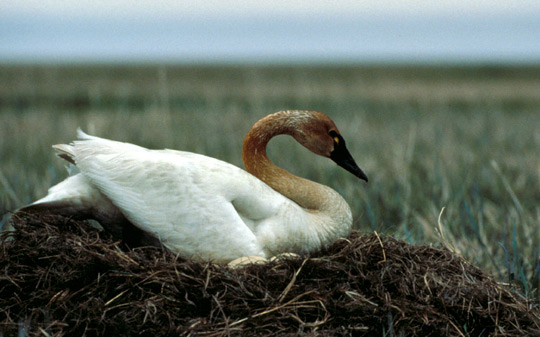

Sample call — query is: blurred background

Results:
[1,0,540,296]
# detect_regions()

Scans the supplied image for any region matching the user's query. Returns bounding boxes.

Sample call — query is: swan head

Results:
[289,111,368,182]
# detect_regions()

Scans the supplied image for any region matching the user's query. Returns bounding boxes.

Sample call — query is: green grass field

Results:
[1,63,540,300]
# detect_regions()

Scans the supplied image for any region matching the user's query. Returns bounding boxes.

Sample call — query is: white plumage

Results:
[24,110,368,263]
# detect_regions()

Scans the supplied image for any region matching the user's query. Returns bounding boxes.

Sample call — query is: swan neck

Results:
[242,111,343,211]
[242,111,354,252]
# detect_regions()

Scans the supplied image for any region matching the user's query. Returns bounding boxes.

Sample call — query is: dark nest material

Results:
[1,214,539,337]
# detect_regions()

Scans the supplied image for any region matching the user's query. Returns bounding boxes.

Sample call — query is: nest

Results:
[1,213,539,336]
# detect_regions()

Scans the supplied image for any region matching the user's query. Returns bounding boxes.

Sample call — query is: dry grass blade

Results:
[373,231,387,264]
[436,207,460,256]
[277,258,307,303]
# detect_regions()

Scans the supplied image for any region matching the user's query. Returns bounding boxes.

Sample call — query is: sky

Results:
[1,0,540,63]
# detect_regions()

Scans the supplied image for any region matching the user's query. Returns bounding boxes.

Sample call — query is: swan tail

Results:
[53,143,76,165]
[15,175,97,227]
[17,201,160,248]
[15,173,161,248]
[25,128,115,216]
[52,128,95,173]
[26,175,96,211]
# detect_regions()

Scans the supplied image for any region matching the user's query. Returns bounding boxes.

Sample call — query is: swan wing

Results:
[69,134,293,262]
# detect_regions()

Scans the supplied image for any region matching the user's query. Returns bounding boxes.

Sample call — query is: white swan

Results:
[19,110,367,263]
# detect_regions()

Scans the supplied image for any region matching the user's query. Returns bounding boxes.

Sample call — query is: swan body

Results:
[20,110,367,263]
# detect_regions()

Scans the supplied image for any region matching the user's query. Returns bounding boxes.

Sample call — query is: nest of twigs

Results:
[1,213,539,336]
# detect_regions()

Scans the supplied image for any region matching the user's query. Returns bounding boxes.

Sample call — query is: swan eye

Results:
[329,130,340,145]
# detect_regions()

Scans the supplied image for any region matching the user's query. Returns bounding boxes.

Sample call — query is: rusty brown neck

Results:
[242,111,332,210]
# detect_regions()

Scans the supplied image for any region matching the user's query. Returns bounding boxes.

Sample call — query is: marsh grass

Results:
[1,64,540,299]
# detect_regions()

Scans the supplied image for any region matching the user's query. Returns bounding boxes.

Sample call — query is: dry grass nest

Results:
[1,213,539,336]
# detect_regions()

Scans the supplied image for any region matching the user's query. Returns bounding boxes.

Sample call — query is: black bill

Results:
[330,137,368,182]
